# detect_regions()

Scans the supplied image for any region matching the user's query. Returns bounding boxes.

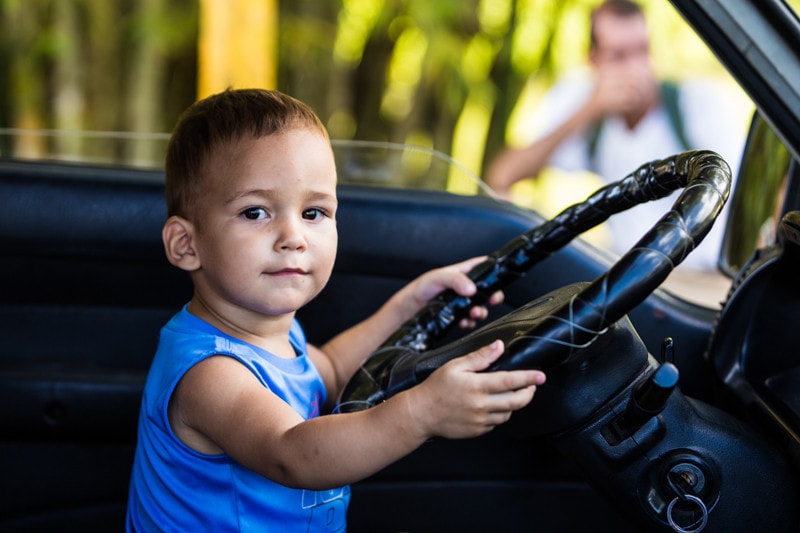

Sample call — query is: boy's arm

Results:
[313,256,502,405]
[169,340,544,490]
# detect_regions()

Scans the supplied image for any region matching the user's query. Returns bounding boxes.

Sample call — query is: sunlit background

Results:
[1,0,794,200]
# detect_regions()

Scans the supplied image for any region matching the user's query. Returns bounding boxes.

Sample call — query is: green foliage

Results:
[0,0,759,176]
[277,0,737,186]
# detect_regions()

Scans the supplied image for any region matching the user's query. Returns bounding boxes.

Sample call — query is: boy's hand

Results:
[402,340,546,440]
[404,256,503,329]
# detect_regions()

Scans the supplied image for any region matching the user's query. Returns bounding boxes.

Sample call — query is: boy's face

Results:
[189,129,338,321]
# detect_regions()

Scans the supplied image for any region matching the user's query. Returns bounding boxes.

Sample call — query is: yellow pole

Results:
[197,0,277,99]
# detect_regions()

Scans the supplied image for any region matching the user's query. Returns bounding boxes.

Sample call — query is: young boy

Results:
[126,88,546,531]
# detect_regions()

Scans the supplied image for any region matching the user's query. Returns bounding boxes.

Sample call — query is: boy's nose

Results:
[275,217,307,251]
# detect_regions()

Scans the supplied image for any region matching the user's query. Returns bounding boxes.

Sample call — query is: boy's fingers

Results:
[453,341,546,390]
[456,340,505,371]
[488,290,504,306]
[454,255,487,274]
[483,370,546,396]
[489,384,539,412]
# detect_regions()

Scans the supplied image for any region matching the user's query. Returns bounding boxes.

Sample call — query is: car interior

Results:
[3,132,799,531]
[3,0,800,531]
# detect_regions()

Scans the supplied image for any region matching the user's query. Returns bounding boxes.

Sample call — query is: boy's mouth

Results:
[270,267,306,276]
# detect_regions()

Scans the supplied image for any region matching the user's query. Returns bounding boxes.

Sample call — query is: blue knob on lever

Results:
[625,361,680,431]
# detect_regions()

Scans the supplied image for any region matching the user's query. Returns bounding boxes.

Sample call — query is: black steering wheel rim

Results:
[336,150,731,413]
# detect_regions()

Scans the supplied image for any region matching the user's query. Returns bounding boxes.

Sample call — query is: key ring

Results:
[667,494,708,532]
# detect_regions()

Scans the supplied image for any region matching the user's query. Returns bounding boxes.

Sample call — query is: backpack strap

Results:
[587,80,692,163]
[586,117,604,163]
[660,80,692,152]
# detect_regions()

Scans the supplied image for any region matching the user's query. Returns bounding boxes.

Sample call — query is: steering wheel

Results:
[336,150,731,413]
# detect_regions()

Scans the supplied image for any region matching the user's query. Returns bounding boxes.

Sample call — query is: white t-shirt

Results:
[530,71,745,270]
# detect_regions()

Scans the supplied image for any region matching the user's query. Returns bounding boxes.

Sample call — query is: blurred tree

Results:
[0,0,756,177]
[198,0,277,98]
[0,0,197,164]
[0,1,50,156]
[483,0,576,176]
[278,0,340,119]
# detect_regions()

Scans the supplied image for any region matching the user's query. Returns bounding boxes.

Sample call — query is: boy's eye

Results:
[302,208,325,221]
[242,207,267,220]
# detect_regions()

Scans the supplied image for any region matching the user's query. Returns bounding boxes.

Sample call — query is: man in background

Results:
[486,0,744,272]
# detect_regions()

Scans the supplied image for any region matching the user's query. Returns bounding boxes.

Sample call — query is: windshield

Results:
[0,130,491,196]
[1,1,798,308]
[0,1,773,178]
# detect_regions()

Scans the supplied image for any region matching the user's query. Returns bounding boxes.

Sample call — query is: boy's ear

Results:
[162,216,201,271]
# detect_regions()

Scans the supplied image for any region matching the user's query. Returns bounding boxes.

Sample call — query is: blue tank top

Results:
[126,306,350,532]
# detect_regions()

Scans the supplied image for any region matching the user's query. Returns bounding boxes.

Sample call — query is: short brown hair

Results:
[590,0,644,50]
[164,88,328,218]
